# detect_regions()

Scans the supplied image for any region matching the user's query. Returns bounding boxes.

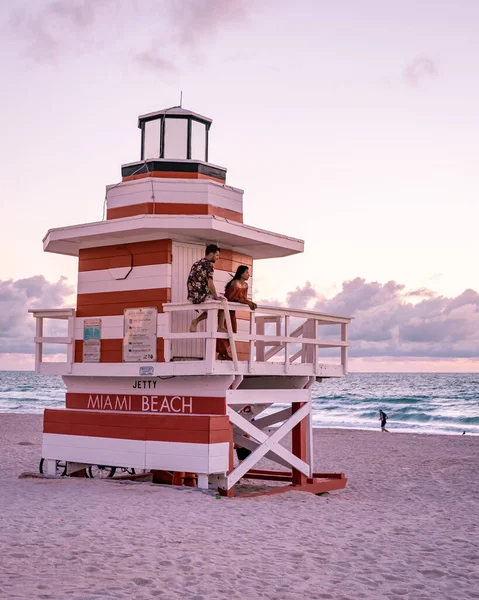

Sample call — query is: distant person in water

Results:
[379,409,390,433]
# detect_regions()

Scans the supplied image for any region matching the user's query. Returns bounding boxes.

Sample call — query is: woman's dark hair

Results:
[225,265,249,292]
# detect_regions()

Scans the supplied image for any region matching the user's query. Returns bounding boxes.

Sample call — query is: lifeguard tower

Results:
[30,106,351,497]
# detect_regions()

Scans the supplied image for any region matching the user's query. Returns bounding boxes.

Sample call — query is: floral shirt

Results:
[187,258,214,304]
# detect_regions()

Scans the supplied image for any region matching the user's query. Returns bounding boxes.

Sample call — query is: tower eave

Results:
[42,215,304,259]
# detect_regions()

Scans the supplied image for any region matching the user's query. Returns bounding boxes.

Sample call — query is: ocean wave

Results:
[0,371,477,435]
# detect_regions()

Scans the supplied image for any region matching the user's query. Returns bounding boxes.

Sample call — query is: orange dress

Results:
[224,281,249,333]
[217,281,249,357]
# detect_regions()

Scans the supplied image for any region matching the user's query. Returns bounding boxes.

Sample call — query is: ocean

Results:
[0,371,477,436]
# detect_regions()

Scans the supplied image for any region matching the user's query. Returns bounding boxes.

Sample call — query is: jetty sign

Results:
[65,393,226,415]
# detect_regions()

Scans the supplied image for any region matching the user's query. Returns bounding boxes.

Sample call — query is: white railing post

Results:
[314,319,319,375]
[223,300,239,370]
[248,311,256,373]
[35,317,43,371]
[284,315,290,374]
[205,306,217,373]
[304,319,314,364]
[256,316,265,362]
[164,310,172,362]
[341,323,348,375]
[66,313,75,373]
[275,316,282,338]
[157,302,351,377]
[304,376,314,473]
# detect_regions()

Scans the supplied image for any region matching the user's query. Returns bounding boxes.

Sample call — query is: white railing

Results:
[163,300,351,376]
[28,303,351,378]
[28,309,76,374]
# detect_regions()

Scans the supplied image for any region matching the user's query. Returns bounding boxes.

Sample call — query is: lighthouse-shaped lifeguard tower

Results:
[30,106,351,497]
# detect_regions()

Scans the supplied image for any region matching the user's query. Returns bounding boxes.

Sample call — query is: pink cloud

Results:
[265,277,479,360]
[404,57,439,87]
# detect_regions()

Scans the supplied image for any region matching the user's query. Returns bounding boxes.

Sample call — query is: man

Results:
[379,409,390,433]
[187,244,224,332]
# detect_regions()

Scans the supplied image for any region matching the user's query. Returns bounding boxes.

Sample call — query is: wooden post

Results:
[291,402,308,486]
[35,317,43,372]
[197,474,209,489]
[275,315,281,338]
[248,311,256,373]
[304,377,314,474]
[219,421,236,497]
[223,300,238,370]
[164,310,172,362]
[45,459,56,477]
[205,306,216,373]
[302,319,313,364]
[256,317,265,362]
[341,323,348,375]
[284,315,290,374]
[66,313,75,373]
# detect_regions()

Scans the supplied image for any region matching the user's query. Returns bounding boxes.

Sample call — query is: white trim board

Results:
[63,374,234,395]
[226,389,311,405]
[43,434,229,474]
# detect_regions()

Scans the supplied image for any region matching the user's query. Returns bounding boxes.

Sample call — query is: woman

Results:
[217,265,257,360]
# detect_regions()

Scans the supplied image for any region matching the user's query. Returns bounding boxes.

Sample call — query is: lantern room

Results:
[139,106,211,162]
[122,106,225,184]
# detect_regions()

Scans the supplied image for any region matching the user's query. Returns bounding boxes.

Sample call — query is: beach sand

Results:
[0,414,477,600]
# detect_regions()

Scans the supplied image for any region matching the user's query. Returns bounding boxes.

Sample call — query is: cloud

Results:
[9,0,115,62]
[3,274,477,367]
[133,0,256,72]
[404,57,439,87]
[285,281,324,310]
[277,278,479,359]
[134,51,177,73]
[9,0,257,72]
[0,276,74,355]
[169,0,253,49]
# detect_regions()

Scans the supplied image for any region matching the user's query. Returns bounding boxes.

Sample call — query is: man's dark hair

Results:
[205,244,220,255]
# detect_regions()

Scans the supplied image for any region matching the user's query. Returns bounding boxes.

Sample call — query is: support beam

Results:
[233,433,291,469]
[251,407,292,429]
[226,403,311,489]
[292,402,308,486]
[197,474,209,489]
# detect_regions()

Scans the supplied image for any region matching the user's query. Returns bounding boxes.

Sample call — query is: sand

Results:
[0,414,477,600]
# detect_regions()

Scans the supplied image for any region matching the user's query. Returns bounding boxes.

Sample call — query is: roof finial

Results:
[180,90,183,107]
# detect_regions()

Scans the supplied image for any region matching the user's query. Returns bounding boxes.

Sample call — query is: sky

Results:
[0,0,478,371]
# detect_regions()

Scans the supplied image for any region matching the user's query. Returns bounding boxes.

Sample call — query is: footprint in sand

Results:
[133,577,153,586]
[419,568,446,578]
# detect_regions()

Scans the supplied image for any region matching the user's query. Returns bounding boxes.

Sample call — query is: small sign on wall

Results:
[123,307,157,362]
[83,318,101,363]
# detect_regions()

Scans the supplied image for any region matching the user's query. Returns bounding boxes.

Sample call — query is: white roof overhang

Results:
[42,215,304,259]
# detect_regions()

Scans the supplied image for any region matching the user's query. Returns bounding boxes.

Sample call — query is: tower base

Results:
[219,470,347,498]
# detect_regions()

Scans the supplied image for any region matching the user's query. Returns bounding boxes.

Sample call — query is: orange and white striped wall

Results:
[105,178,244,222]
[42,409,231,479]
[74,240,253,363]
[42,376,236,484]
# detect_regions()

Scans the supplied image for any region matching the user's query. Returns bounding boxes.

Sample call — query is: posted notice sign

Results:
[123,307,157,362]
[83,319,101,363]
